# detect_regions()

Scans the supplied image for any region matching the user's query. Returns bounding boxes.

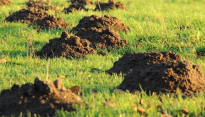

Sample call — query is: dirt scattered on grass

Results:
[0,77,81,117]
[26,0,60,12]
[71,14,129,48]
[0,0,10,6]
[94,0,126,11]
[5,8,70,30]
[107,51,205,95]
[63,3,88,13]
[38,31,96,58]
[70,0,93,5]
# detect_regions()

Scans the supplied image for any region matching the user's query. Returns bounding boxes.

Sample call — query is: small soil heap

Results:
[107,51,205,95]
[94,0,126,11]
[38,31,96,58]
[70,0,93,5]
[5,8,69,30]
[26,0,59,12]
[71,14,129,48]
[63,3,88,13]
[0,77,81,116]
[0,0,10,6]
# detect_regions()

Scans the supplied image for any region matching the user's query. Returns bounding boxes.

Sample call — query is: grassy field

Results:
[1,0,205,116]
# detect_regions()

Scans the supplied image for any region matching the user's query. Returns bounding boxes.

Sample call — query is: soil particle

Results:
[26,0,60,12]
[0,77,81,117]
[71,14,129,48]
[107,51,205,95]
[94,0,126,11]
[63,3,88,13]
[70,0,93,5]
[38,31,96,58]
[5,8,70,30]
[0,0,10,6]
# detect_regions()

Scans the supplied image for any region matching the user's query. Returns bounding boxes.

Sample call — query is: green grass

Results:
[1,0,205,116]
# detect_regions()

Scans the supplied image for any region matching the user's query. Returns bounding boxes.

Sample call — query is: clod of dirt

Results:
[38,31,96,58]
[94,0,126,11]
[63,3,88,13]
[107,51,205,95]
[0,0,10,6]
[26,0,60,12]
[0,77,81,116]
[97,51,106,56]
[5,8,70,30]
[72,14,129,33]
[71,14,129,48]
[70,0,93,5]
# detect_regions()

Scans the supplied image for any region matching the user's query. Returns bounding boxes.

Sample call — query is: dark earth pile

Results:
[26,0,60,12]
[94,0,126,11]
[107,51,205,95]
[0,77,81,116]
[38,31,96,58]
[70,0,93,5]
[5,8,69,30]
[63,3,88,13]
[0,0,10,6]
[71,14,129,48]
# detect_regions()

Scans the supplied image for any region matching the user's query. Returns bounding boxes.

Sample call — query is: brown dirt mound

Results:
[63,3,88,13]
[70,0,93,5]
[0,77,81,116]
[5,8,70,30]
[71,14,129,48]
[72,14,129,33]
[0,0,10,6]
[38,31,96,58]
[107,51,205,95]
[26,0,60,12]
[94,0,126,11]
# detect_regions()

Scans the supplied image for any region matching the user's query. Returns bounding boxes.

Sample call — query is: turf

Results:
[0,0,205,116]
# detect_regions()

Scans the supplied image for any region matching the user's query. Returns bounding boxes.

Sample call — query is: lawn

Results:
[0,0,205,116]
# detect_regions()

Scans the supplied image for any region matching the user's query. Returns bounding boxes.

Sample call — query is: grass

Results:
[0,0,205,116]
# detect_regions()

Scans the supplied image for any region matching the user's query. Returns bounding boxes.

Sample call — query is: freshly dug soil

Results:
[71,14,129,48]
[72,14,129,33]
[5,8,70,30]
[38,31,96,58]
[70,0,93,5]
[0,78,81,116]
[63,3,88,13]
[26,0,60,12]
[94,0,126,11]
[0,0,10,6]
[108,51,205,95]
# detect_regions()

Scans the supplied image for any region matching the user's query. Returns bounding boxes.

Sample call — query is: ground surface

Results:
[0,0,205,116]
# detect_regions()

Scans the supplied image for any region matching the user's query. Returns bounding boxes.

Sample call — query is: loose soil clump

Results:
[0,77,82,116]
[38,31,96,58]
[71,14,129,48]
[26,0,59,12]
[94,0,126,11]
[70,0,93,5]
[107,51,205,95]
[63,3,88,13]
[0,0,10,6]
[5,8,70,30]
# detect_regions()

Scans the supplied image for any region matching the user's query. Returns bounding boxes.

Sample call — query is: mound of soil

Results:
[38,31,96,58]
[26,0,60,12]
[63,3,88,13]
[0,0,10,6]
[107,51,205,95]
[72,14,129,33]
[5,8,70,30]
[94,0,126,11]
[0,77,81,116]
[71,14,129,48]
[70,0,93,5]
